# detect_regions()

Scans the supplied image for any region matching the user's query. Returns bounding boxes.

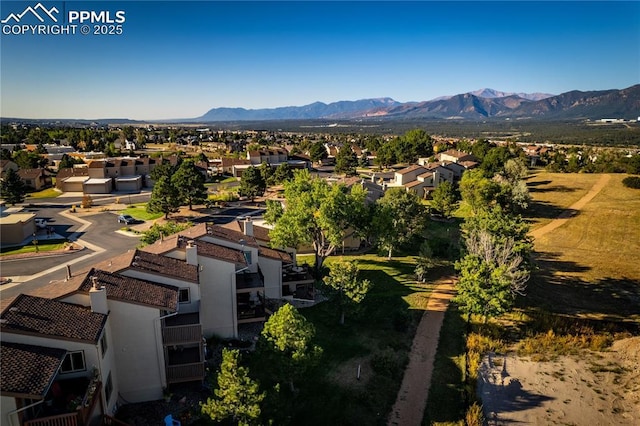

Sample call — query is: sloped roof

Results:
[1,294,107,343]
[205,223,259,247]
[258,246,293,263]
[80,269,178,311]
[396,165,427,175]
[0,342,67,399]
[177,236,247,266]
[128,249,199,283]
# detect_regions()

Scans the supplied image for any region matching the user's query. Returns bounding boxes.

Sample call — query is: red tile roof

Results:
[177,236,247,266]
[80,269,178,311]
[258,246,293,263]
[1,294,107,343]
[396,165,427,175]
[0,342,67,399]
[205,224,259,247]
[128,249,199,283]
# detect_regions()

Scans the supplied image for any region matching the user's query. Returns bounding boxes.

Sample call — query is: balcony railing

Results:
[166,362,205,384]
[162,324,202,346]
[24,412,79,426]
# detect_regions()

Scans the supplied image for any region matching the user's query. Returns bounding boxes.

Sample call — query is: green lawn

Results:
[116,203,163,221]
[248,253,449,425]
[0,239,68,256]
[26,188,61,199]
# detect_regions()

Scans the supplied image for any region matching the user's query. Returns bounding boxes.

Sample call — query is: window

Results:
[60,351,86,373]
[105,372,113,403]
[100,332,108,358]
[178,288,190,304]
[244,251,252,265]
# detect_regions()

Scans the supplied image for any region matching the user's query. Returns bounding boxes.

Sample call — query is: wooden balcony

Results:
[23,377,102,426]
[162,324,202,346]
[282,266,314,285]
[24,412,79,426]
[166,362,205,384]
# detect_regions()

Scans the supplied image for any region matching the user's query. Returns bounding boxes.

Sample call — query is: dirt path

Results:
[530,174,611,240]
[388,278,457,426]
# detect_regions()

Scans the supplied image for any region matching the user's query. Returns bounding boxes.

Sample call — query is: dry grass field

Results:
[474,171,640,426]
[523,171,640,322]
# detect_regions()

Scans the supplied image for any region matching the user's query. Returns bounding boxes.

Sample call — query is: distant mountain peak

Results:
[469,88,554,101]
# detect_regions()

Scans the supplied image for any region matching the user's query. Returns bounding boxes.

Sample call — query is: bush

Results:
[622,176,640,189]
[140,221,192,245]
[371,349,403,379]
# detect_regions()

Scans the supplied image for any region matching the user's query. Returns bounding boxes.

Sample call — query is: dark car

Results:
[117,214,136,225]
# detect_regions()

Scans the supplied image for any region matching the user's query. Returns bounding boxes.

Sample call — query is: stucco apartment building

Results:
[56,157,164,194]
[0,221,310,426]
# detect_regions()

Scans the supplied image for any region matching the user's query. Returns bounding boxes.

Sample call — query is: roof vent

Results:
[91,276,100,290]
[9,307,18,312]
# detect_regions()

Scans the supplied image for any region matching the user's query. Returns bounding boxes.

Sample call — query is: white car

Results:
[35,218,48,229]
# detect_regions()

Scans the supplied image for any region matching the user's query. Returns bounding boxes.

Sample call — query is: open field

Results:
[524,172,640,321]
[247,254,450,425]
[425,171,640,425]
[482,172,640,425]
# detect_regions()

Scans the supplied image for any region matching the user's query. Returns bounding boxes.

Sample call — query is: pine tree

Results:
[1,168,27,205]
[201,349,265,426]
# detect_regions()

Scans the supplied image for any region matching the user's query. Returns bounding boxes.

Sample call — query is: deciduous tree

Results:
[260,304,322,391]
[455,206,532,321]
[430,181,458,218]
[267,170,366,274]
[324,259,372,324]
[373,187,427,259]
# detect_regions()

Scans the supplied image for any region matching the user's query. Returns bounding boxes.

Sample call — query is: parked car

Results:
[117,214,135,225]
[35,218,48,229]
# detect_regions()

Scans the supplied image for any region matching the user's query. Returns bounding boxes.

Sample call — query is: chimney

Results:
[89,276,108,314]
[244,217,253,237]
[186,240,198,265]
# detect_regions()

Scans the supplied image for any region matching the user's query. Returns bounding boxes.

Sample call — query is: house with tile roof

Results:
[56,269,186,399]
[0,295,116,426]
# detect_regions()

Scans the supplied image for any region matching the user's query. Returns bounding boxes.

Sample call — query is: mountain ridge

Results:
[193,85,639,122]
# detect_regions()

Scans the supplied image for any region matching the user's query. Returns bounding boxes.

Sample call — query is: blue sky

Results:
[1,1,639,120]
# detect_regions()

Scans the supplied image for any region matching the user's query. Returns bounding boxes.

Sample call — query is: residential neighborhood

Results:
[1,123,639,426]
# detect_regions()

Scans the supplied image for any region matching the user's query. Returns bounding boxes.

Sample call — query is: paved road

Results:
[0,209,141,299]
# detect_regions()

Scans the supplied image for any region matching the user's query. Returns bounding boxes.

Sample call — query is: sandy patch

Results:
[479,337,640,425]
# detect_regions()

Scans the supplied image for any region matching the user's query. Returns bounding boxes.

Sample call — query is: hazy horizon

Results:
[1,1,638,120]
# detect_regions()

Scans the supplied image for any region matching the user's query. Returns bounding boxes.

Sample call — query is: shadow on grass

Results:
[523,200,580,221]
[523,251,640,322]
[249,257,432,426]
[528,184,577,193]
[423,304,467,425]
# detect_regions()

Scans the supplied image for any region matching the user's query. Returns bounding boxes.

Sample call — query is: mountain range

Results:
[194,85,639,122]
